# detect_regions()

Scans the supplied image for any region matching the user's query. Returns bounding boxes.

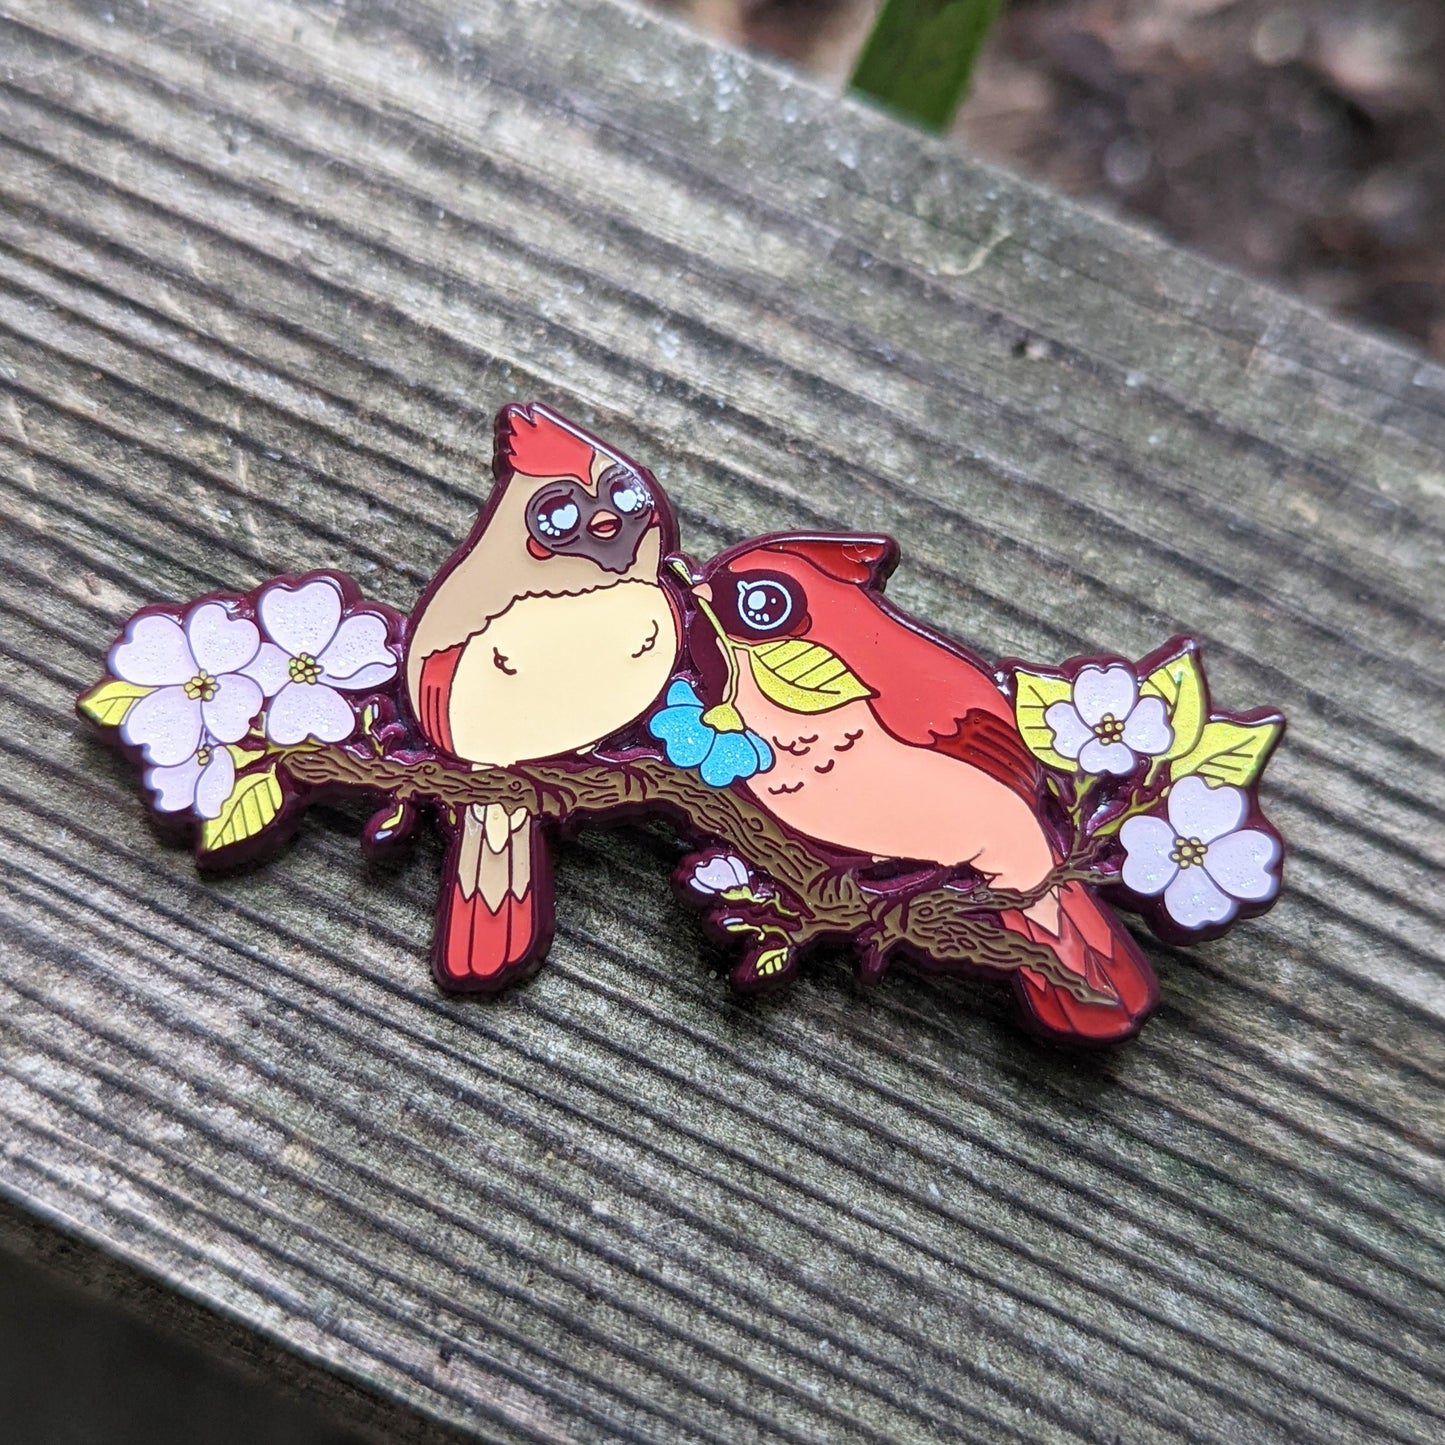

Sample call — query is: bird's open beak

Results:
[587,509,621,540]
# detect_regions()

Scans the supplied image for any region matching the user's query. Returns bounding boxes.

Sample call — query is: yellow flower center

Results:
[196,746,212,767]
[183,670,218,701]
[1170,836,1208,869]
[1092,712,1126,744]
[288,652,322,685]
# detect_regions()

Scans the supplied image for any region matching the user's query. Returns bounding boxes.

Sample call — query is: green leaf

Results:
[77,678,151,728]
[744,638,873,715]
[850,0,1005,132]
[200,765,284,853]
[1140,650,1205,759]
[753,946,791,980]
[1170,719,1281,789]
[1012,668,1073,771]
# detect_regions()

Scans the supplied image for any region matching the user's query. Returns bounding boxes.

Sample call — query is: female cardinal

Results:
[405,404,680,989]
[688,533,1157,1042]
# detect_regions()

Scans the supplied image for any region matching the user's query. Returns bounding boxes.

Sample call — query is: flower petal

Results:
[689,862,724,894]
[329,661,397,692]
[264,680,357,745]
[258,577,343,657]
[1167,774,1245,843]
[700,731,762,787]
[242,641,292,697]
[109,612,195,686]
[121,685,202,765]
[1079,737,1136,775]
[648,705,712,768]
[317,612,396,686]
[1072,664,1137,727]
[1203,828,1280,902]
[1119,816,1178,896]
[1122,695,1173,756]
[693,855,748,894]
[200,673,263,744]
[194,746,237,819]
[1044,701,1091,760]
[746,730,775,773]
[186,602,259,675]
[1164,867,1237,930]
[143,754,203,813]
[664,678,703,709]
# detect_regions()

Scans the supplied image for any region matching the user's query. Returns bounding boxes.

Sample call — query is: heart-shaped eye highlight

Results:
[536,500,580,538]
[611,478,650,515]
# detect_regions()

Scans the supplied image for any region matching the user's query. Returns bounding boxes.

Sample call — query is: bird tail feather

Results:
[433,800,552,990]
[1002,880,1157,1043]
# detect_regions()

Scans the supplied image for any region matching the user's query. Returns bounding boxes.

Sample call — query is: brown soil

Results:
[658,0,1445,359]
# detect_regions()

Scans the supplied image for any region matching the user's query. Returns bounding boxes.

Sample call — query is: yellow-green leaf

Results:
[1140,650,1205,759]
[200,765,284,852]
[743,638,873,715]
[77,678,152,728]
[1171,718,1280,789]
[1012,669,1073,771]
[753,946,790,979]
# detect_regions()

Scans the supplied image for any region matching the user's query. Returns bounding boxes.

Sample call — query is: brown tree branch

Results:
[282,745,1118,1005]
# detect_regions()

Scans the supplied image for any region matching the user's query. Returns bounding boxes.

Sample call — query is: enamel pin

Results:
[79,403,1285,1044]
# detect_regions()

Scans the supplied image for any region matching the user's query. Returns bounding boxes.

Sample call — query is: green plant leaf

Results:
[200,765,283,853]
[1140,650,1205,759]
[77,678,152,728]
[753,946,791,980]
[1170,719,1280,789]
[850,0,1006,132]
[1012,668,1073,771]
[744,639,873,715]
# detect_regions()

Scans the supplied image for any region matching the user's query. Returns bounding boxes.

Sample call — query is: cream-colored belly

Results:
[446,582,677,766]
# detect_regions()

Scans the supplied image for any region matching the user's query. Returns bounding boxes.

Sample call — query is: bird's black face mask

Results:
[524,463,656,574]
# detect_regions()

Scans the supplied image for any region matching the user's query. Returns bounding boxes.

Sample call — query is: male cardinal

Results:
[689,533,1157,1042]
[405,404,680,989]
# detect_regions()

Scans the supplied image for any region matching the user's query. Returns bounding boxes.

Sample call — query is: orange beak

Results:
[588,509,621,540]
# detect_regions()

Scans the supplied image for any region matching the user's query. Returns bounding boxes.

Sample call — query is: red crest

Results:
[496,402,596,482]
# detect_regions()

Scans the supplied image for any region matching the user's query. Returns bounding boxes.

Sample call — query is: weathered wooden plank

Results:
[0,0,1441,1440]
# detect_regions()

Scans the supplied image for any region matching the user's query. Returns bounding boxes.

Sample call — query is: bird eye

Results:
[536,499,580,538]
[610,473,650,516]
[736,577,793,632]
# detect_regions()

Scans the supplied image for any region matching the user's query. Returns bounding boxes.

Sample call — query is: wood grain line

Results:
[0,0,1440,1440]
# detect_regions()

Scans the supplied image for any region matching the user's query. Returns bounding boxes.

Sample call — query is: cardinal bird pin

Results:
[405,405,681,988]
[79,401,1286,1047]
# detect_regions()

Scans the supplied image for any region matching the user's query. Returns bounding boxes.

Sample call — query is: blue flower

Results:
[649,680,773,788]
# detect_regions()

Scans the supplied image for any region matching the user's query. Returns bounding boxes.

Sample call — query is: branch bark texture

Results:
[283,745,1117,1004]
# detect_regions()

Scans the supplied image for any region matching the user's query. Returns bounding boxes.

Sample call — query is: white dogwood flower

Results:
[688,853,753,897]
[1120,775,1280,929]
[110,603,264,765]
[144,735,237,819]
[1045,663,1173,775]
[247,578,396,745]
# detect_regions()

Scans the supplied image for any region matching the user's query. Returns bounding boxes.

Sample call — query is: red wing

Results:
[416,643,463,755]
[930,709,1041,804]
[823,592,1038,803]
[786,584,1014,735]
[842,599,1023,750]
